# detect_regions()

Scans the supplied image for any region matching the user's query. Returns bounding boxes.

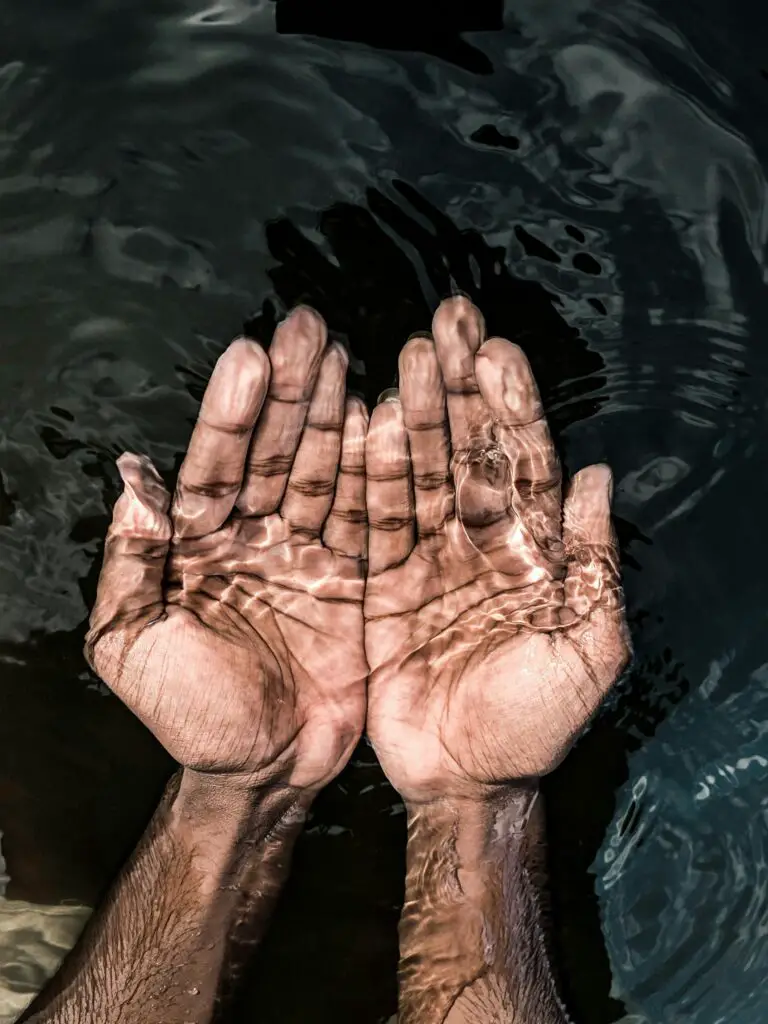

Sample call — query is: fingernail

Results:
[377,387,400,405]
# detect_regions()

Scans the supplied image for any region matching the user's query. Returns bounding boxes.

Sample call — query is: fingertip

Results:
[370,392,404,426]
[474,338,544,422]
[308,342,349,412]
[399,334,440,385]
[116,452,165,492]
[116,451,141,476]
[269,306,328,391]
[434,293,478,322]
[571,463,613,502]
[433,295,486,348]
[399,334,434,366]
[282,304,327,338]
[376,387,400,406]
[476,336,523,362]
[595,463,614,501]
[226,335,271,370]
[563,463,616,550]
[113,469,172,540]
[326,339,350,370]
[346,394,370,425]
[366,398,407,470]
[216,338,272,390]
[208,336,271,389]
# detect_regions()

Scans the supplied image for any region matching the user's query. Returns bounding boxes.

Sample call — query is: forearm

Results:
[19,769,312,1024]
[398,785,568,1024]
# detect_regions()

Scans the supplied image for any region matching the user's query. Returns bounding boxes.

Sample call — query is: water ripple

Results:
[1,0,768,1021]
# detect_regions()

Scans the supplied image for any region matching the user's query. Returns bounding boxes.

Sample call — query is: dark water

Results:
[1,0,768,1021]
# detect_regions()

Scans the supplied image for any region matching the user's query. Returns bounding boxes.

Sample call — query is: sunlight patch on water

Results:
[0,895,90,1024]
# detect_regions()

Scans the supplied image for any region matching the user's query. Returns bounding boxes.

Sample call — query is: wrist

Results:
[399,782,563,1024]
[403,784,539,906]
[405,782,539,847]
[170,769,314,890]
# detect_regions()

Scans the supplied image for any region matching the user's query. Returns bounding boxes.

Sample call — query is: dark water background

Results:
[1,0,768,1021]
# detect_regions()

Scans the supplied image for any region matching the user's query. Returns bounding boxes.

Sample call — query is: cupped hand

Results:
[364,297,631,803]
[86,308,369,792]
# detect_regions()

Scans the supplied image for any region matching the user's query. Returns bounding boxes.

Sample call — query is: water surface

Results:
[1,1,767,1021]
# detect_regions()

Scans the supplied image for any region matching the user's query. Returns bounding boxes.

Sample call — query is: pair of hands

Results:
[85,297,630,806]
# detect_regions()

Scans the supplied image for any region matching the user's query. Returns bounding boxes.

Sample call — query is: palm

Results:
[364,299,629,802]
[110,519,364,781]
[86,312,369,792]
[366,534,619,793]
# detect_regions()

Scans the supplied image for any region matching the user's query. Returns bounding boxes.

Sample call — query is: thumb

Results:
[84,453,172,680]
[562,464,631,671]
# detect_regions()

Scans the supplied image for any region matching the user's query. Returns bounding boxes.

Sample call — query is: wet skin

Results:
[364,298,630,1022]
[20,297,629,1024]
[365,298,629,795]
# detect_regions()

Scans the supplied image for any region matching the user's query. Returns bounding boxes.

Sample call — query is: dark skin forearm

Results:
[398,785,568,1024]
[19,768,312,1024]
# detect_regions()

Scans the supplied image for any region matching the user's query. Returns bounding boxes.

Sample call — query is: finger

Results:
[433,297,501,535]
[398,335,454,540]
[322,397,369,561]
[280,342,348,535]
[432,296,492,455]
[237,306,328,516]
[365,396,415,576]
[173,339,270,539]
[562,465,627,647]
[85,453,172,677]
[475,338,563,551]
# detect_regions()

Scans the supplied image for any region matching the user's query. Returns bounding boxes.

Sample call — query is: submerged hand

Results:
[86,307,369,793]
[364,297,630,803]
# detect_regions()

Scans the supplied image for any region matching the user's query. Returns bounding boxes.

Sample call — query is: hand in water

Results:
[364,296,631,802]
[85,307,369,793]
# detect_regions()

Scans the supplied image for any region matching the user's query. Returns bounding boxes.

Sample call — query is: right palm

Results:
[364,298,629,803]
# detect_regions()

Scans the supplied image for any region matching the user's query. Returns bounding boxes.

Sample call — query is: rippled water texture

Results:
[0,0,767,1021]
